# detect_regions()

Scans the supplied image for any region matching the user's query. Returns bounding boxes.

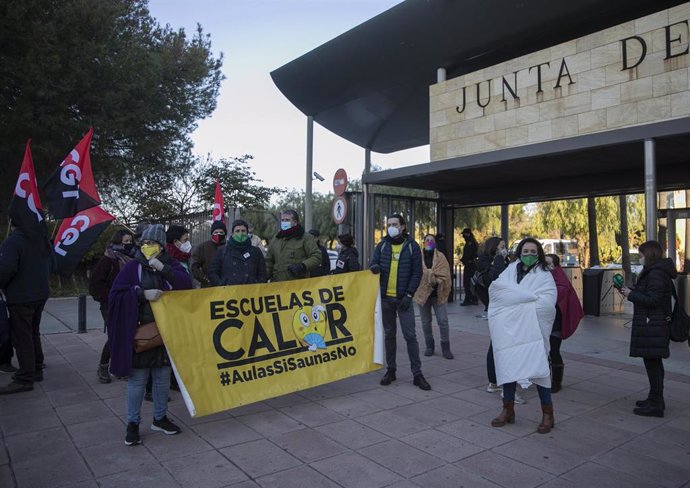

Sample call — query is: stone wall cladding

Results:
[429,4,690,161]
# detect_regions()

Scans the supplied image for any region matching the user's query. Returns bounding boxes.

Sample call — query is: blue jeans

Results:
[503,381,552,406]
[126,366,171,424]
[382,296,422,375]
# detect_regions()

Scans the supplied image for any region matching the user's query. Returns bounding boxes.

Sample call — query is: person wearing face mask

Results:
[476,237,518,398]
[191,221,227,288]
[413,234,453,359]
[208,219,267,286]
[165,225,192,274]
[488,237,557,434]
[332,233,361,274]
[617,240,676,418]
[265,209,322,282]
[107,224,192,446]
[460,228,479,306]
[89,229,135,383]
[369,214,430,390]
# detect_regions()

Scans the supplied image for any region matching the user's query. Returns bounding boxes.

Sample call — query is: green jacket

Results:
[266,225,322,281]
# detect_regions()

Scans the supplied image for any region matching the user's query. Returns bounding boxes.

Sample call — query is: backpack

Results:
[471,269,490,306]
[669,281,690,343]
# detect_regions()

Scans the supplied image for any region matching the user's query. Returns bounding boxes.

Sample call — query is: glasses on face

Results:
[212,231,225,236]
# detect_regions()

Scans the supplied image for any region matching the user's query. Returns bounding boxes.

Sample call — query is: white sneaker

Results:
[500,391,527,404]
[487,382,502,393]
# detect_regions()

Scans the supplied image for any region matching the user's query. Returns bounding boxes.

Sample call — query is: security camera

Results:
[313,172,325,182]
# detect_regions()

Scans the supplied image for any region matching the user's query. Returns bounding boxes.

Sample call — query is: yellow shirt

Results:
[386,243,404,297]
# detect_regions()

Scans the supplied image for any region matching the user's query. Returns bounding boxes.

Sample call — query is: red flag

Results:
[8,140,47,238]
[43,128,101,218]
[212,178,225,223]
[53,206,115,276]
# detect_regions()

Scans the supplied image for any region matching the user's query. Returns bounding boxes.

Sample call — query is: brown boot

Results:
[491,400,515,427]
[537,404,554,434]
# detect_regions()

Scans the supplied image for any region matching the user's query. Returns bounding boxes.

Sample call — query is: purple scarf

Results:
[107,258,192,377]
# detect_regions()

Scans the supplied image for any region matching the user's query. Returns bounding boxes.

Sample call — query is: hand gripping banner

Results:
[151,271,383,417]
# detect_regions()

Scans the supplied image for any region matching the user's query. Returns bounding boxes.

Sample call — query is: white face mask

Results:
[387,226,400,238]
[639,256,645,266]
[178,241,192,253]
[498,248,508,257]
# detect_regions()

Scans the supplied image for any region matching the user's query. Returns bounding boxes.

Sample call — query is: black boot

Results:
[441,341,454,360]
[424,340,434,357]
[97,363,112,384]
[551,364,564,393]
[380,369,396,386]
[633,396,665,417]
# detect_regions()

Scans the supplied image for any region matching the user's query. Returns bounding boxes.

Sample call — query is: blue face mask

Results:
[280,221,292,231]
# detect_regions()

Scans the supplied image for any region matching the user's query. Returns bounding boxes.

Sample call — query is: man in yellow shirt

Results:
[370,214,430,390]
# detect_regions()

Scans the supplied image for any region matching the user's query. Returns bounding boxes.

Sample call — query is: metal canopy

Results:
[362,118,690,207]
[270,0,686,154]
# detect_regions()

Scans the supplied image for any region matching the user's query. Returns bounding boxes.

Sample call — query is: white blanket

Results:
[488,261,556,388]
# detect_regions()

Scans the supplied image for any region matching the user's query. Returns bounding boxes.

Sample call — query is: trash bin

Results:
[582,268,603,316]
[676,274,690,312]
[582,268,625,316]
[562,267,583,306]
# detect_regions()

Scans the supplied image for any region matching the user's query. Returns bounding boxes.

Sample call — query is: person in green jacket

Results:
[266,210,322,282]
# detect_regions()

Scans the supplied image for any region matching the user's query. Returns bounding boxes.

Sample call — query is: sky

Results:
[147,0,429,194]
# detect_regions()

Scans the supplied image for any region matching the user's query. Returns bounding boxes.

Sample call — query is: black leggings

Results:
[549,336,563,365]
[487,342,496,384]
[643,358,665,399]
[99,308,110,364]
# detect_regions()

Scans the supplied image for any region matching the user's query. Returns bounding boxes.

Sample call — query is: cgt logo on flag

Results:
[15,171,43,224]
[8,140,47,238]
[54,206,115,276]
[212,178,224,222]
[43,128,101,219]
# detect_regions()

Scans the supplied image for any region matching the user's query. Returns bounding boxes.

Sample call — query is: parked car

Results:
[612,247,643,278]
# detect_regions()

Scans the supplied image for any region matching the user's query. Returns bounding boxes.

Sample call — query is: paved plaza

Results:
[1,296,689,488]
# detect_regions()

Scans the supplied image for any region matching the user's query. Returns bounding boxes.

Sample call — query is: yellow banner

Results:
[151,271,383,417]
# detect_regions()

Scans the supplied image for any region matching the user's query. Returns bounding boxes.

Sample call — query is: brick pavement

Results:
[1,299,689,488]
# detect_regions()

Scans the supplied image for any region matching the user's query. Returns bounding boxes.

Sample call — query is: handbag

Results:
[133,322,163,353]
[669,282,690,343]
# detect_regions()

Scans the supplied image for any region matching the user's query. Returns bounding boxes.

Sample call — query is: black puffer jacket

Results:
[0,228,52,304]
[627,258,676,359]
[332,247,361,274]
[207,241,267,286]
[370,235,422,299]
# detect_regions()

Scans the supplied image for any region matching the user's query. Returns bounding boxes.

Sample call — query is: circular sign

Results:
[333,168,348,196]
[332,196,347,224]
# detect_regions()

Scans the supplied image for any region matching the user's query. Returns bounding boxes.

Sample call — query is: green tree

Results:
[105,153,279,222]
[0,0,223,221]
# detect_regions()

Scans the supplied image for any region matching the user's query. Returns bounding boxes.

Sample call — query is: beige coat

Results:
[413,249,452,305]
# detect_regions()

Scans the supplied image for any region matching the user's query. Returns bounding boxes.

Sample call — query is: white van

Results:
[511,238,580,266]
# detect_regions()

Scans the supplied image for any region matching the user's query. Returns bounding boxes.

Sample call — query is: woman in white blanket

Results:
[488,238,557,434]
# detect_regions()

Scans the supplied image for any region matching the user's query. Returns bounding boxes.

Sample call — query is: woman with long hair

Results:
[617,240,676,417]
[488,237,557,434]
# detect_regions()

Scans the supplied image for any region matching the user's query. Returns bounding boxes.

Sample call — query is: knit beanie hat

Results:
[211,221,227,233]
[141,224,166,247]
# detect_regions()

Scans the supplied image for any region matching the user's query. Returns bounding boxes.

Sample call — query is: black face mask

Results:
[123,243,135,255]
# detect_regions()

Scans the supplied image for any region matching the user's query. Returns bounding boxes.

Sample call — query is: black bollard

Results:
[77,294,87,334]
